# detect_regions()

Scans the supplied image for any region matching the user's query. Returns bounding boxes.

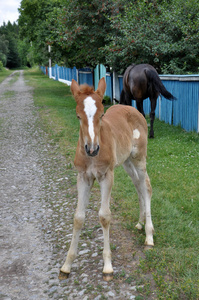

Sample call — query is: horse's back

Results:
[124,64,155,100]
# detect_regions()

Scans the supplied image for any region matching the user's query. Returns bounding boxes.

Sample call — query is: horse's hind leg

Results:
[136,101,145,118]
[60,173,93,277]
[99,170,114,281]
[149,96,157,138]
[123,158,154,246]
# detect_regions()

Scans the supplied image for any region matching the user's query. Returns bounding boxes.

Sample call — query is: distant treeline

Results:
[0,22,31,69]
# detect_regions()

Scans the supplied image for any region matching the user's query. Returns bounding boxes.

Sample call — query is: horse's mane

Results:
[80,84,94,95]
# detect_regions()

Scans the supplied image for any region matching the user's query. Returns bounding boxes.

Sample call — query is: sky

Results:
[0,0,21,26]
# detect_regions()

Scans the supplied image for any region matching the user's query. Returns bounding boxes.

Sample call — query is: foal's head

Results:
[71,78,106,157]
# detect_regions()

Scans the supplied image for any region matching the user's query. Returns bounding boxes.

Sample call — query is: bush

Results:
[0,60,4,71]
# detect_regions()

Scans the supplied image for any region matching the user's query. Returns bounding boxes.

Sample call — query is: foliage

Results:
[0,22,21,68]
[17,38,30,67]
[18,0,64,66]
[0,33,9,66]
[0,60,4,70]
[17,0,199,73]
[0,22,29,68]
[103,0,199,74]
[46,0,120,68]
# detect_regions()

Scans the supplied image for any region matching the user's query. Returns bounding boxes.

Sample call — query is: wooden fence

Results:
[40,65,199,133]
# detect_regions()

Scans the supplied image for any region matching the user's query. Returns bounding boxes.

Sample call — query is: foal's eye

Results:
[77,115,81,120]
[100,113,104,119]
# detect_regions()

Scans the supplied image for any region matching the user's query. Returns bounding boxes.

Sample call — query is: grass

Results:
[0,68,13,83]
[24,68,199,299]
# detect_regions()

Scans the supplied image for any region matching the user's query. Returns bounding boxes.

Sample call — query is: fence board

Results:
[105,73,113,100]
[172,81,199,132]
[78,68,93,86]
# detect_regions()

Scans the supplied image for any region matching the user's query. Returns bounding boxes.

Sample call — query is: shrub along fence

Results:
[40,64,199,133]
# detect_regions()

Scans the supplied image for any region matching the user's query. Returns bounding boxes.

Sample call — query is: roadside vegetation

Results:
[0,67,13,84]
[24,68,199,299]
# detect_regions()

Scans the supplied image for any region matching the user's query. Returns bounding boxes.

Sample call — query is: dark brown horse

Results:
[120,64,176,138]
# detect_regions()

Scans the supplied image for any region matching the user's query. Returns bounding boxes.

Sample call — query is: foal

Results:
[60,78,154,281]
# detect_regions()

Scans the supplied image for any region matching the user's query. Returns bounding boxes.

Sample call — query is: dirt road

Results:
[0,71,151,299]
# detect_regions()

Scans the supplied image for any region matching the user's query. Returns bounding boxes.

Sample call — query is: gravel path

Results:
[0,71,152,300]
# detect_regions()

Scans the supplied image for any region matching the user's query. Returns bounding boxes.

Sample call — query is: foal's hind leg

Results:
[60,173,93,277]
[123,158,154,246]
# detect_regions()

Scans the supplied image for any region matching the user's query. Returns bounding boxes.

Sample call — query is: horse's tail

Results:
[145,68,176,100]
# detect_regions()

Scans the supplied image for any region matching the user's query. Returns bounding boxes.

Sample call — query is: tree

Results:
[0,34,9,66]
[0,22,21,68]
[46,0,120,68]
[103,0,199,74]
[18,0,63,65]
[17,0,199,73]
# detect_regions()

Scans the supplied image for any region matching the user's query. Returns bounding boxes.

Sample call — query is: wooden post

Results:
[48,45,52,78]
[113,71,116,105]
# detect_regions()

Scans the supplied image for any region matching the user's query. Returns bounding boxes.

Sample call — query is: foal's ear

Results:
[70,79,80,99]
[96,77,106,100]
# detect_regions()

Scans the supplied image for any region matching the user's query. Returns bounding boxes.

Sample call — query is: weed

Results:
[96,284,103,292]
[3,91,15,98]
[125,275,135,284]
[110,243,117,251]
[135,296,144,300]
[74,279,80,285]
[100,295,108,300]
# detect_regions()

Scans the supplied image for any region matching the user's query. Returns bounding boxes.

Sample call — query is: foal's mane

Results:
[80,84,95,95]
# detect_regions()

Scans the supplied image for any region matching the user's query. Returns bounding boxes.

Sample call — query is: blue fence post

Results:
[105,72,113,100]
[55,64,58,81]
[94,65,99,90]
[100,64,106,79]
[72,67,77,81]
[64,67,66,80]
[78,68,93,86]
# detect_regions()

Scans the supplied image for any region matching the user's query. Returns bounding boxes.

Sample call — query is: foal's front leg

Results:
[99,170,114,281]
[60,172,93,277]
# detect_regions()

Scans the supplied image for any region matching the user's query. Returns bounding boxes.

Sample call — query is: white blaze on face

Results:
[133,129,140,139]
[83,97,97,144]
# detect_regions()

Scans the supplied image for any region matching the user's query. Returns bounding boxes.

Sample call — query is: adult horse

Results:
[60,78,154,281]
[120,63,176,138]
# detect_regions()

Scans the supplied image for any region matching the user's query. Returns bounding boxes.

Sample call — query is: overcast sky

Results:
[0,0,21,26]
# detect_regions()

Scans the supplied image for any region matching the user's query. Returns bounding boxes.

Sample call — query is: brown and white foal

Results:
[60,78,154,281]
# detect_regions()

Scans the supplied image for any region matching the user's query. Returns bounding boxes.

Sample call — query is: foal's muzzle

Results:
[85,145,100,157]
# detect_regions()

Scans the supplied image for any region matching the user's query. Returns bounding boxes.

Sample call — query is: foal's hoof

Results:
[103,272,113,281]
[135,222,143,230]
[59,270,70,280]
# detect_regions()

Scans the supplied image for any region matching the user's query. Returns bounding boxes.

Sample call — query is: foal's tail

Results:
[145,68,176,100]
